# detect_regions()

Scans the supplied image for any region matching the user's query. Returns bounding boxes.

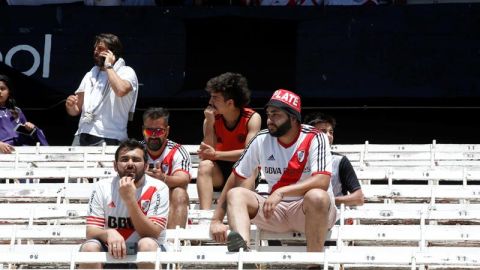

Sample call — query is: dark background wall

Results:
[1,5,480,145]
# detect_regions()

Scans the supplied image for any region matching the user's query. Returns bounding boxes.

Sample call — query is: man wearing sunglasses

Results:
[142,107,192,229]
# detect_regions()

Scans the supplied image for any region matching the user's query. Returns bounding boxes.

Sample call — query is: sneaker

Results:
[227,231,249,252]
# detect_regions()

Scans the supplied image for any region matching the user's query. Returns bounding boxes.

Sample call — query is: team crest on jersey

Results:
[140,200,151,212]
[237,134,246,143]
[161,163,169,174]
[297,150,305,163]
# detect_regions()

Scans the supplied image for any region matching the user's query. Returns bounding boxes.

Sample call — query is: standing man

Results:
[210,89,336,255]
[65,33,138,146]
[80,139,168,269]
[304,112,364,207]
[142,107,192,229]
[196,72,261,210]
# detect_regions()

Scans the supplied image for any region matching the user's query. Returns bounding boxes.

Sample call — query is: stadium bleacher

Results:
[0,140,480,269]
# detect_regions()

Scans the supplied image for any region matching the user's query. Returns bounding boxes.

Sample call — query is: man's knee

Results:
[227,187,250,204]
[137,238,159,252]
[198,160,215,174]
[80,241,102,252]
[170,187,189,207]
[304,189,330,212]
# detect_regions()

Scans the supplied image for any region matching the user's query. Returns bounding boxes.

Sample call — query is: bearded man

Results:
[142,107,192,229]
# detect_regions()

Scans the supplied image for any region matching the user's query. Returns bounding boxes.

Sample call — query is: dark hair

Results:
[115,139,148,163]
[0,74,19,119]
[205,72,250,108]
[95,33,123,59]
[142,107,169,124]
[304,112,336,129]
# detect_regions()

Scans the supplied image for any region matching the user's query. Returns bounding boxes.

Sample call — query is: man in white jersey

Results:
[65,33,138,146]
[142,107,192,229]
[211,89,336,256]
[80,139,169,269]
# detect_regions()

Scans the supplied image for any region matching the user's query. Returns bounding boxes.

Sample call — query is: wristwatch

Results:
[104,63,113,69]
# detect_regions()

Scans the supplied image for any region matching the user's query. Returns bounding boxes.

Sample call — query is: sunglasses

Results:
[143,127,166,137]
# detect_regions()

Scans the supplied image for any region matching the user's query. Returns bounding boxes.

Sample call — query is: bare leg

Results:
[136,238,158,269]
[197,160,223,209]
[167,187,189,229]
[303,189,331,252]
[226,187,260,246]
[79,242,102,269]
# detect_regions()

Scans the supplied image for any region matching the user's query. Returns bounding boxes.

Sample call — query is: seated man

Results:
[196,72,261,210]
[304,112,364,207]
[142,107,192,229]
[80,139,169,269]
[211,89,336,254]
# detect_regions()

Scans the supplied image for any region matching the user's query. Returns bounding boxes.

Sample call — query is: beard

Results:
[268,119,292,137]
[146,137,163,151]
[94,55,105,67]
[118,167,144,182]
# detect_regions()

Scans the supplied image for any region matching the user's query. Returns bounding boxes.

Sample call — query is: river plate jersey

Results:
[233,124,334,201]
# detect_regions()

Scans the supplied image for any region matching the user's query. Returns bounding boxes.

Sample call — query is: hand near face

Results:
[204,105,216,123]
[99,49,116,67]
[118,176,137,204]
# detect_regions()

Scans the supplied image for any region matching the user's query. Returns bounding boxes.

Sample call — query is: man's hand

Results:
[65,95,78,109]
[145,163,168,186]
[263,191,283,219]
[23,122,36,131]
[106,229,127,259]
[118,176,137,204]
[203,105,216,124]
[100,49,116,68]
[0,142,14,154]
[210,219,228,243]
[197,142,216,160]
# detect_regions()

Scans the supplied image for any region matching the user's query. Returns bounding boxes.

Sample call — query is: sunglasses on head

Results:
[143,127,166,137]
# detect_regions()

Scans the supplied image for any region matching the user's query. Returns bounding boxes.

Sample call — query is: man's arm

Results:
[119,177,162,238]
[336,155,364,206]
[146,169,190,189]
[65,92,84,116]
[105,68,133,97]
[335,188,364,206]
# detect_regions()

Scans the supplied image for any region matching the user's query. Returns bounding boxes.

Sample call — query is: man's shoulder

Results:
[144,175,168,190]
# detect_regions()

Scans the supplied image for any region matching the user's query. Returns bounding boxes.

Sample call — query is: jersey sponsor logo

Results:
[264,166,311,175]
[108,216,134,229]
[140,200,151,212]
[297,150,305,163]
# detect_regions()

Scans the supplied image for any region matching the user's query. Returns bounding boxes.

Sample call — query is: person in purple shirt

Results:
[0,74,48,154]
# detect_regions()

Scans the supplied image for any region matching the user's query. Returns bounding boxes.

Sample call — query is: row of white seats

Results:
[2,223,480,248]
[3,165,480,185]
[1,202,479,226]
[1,246,479,269]
[3,142,480,169]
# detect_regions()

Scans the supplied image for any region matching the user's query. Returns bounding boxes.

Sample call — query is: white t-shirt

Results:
[75,59,138,141]
[86,175,169,244]
[147,139,192,178]
[233,124,334,201]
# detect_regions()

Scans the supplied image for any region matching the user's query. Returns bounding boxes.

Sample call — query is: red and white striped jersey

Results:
[233,124,334,201]
[148,139,192,178]
[86,175,169,244]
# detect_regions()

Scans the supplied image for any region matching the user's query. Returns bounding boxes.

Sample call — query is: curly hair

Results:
[205,72,251,108]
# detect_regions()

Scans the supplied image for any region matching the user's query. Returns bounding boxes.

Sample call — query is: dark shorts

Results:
[80,238,166,269]
[214,161,261,192]
[72,133,120,146]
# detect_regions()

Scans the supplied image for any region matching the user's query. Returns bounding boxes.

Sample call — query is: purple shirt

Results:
[0,107,48,146]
